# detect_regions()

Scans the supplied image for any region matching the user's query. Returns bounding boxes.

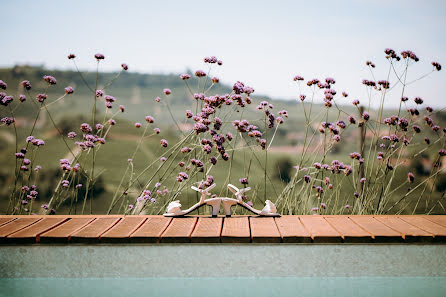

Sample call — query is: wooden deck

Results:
[0,215,445,244]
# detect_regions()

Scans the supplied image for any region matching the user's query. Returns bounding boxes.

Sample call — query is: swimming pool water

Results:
[1,277,445,297]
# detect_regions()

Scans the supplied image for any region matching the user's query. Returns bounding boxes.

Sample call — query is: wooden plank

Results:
[299,216,342,243]
[275,216,311,243]
[422,216,446,228]
[70,218,121,243]
[0,218,41,243]
[40,218,94,243]
[130,217,172,243]
[350,216,403,242]
[376,216,433,242]
[100,217,147,243]
[0,218,15,227]
[6,218,68,243]
[160,217,197,243]
[221,216,251,243]
[250,217,281,243]
[400,216,446,242]
[325,216,372,243]
[191,217,223,243]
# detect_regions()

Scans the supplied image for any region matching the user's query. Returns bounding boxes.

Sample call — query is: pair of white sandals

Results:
[164,184,280,217]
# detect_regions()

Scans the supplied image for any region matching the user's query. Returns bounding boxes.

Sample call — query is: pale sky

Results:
[1,0,445,108]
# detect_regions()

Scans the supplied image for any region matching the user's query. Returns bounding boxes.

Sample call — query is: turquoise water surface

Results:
[0,277,445,297]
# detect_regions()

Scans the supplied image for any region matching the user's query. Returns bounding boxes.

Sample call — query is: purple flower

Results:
[0,80,7,90]
[135,122,141,128]
[362,112,370,121]
[160,157,167,162]
[195,70,206,77]
[163,88,171,95]
[401,96,408,102]
[204,56,218,63]
[233,81,245,94]
[432,62,441,71]
[439,149,446,156]
[68,53,76,59]
[43,75,57,85]
[64,86,74,94]
[304,175,311,183]
[145,115,154,123]
[210,157,217,165]
[19,94,26,102]
[121,63,128,71]
[108,119,116,125]
[239,177,249,185]
[80,123,92,133]
[95,53,105,60]
[378,80,390,89]
[68,132,76,139]
[75,184,82,189]
[119,105,125,112]
[0,95,13,107]
[293,75,304,81]
[26,136,35,143]
[96,90,104,97]
[352,99,360,106]
[180,74,191,80]
[312,207,319,212]
[36,94,47,103]
[160,139,168,147]
[153,128,160,134]
[34,165,41,171]
[95,124,103,131]
[105,95,115,102]
[332,135,340,142]
[408,172,415,183]
[21,80,32,90]
[360,178,366,184]
[155,97,161,102]
[212,77,220,84]
[414,97,423,104]
[31,139,45,146]
[15,152,25,159]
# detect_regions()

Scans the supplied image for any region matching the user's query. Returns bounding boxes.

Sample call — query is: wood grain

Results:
[191,217,223,243]
[130,217,172,243]
[6,218,68,243]
[221,217,251,243]
[40,218,94,243]
[350,216,403,242]
[274,216,311,243]
[250,217,281,243]
[160,217,197,243]
[70,218,121,243]
[299,216,342,243]
[325,216,372,243]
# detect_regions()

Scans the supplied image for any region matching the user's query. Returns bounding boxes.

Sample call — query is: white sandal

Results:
[225,184,280,217]
[164,183,221,217]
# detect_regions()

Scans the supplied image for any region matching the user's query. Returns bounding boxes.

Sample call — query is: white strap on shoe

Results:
[227,184,251,201]
[191,183,216,203]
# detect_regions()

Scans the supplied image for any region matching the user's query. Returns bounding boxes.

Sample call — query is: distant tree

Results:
[275,158,293,183]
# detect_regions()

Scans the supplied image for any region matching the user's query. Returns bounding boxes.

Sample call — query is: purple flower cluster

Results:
[401,50,419,62]
[177,172,189,182]
[384,48,401,61]
[43,75,57,85]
